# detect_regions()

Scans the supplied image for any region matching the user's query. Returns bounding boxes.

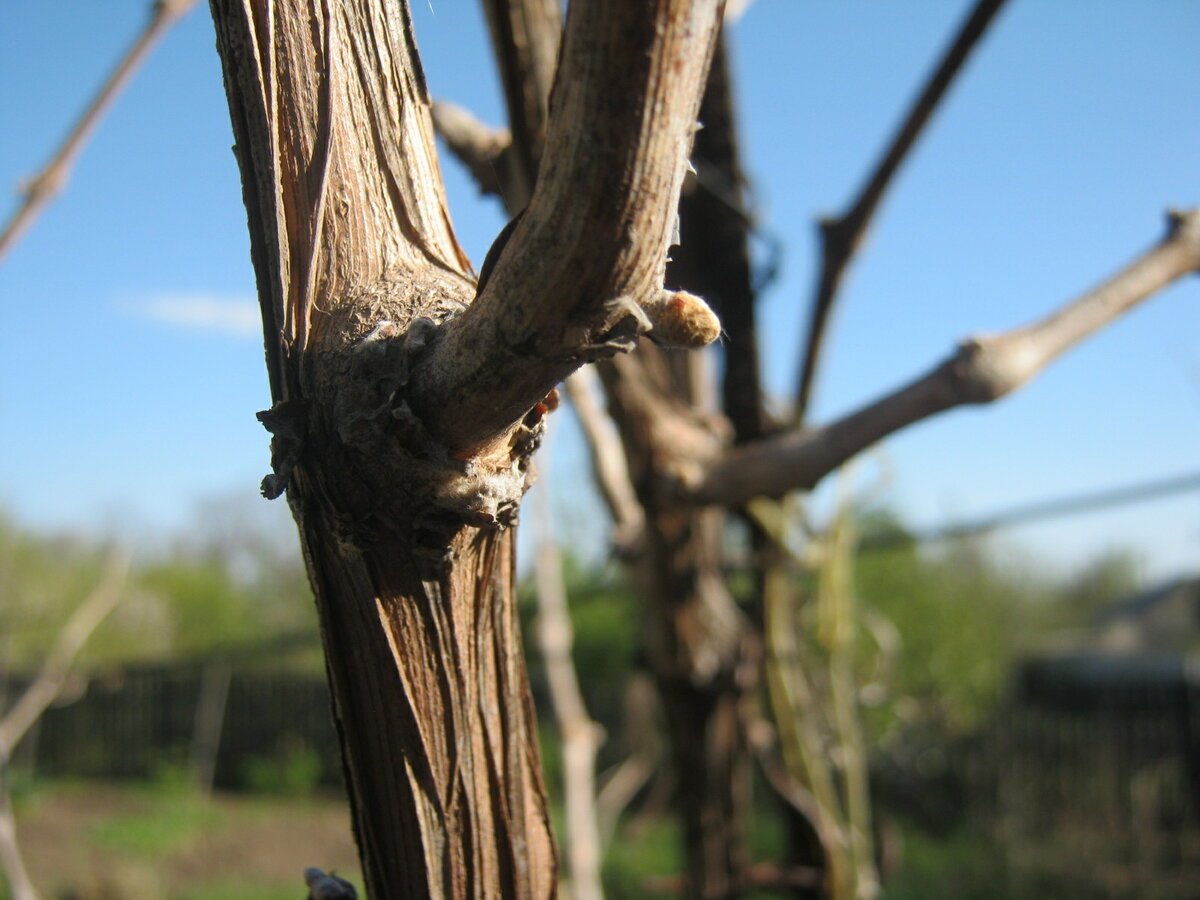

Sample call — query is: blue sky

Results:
[1,2,1197,579]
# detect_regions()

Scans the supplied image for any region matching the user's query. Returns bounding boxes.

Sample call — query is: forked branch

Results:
[432,2,654,545]
[412,0,725,454]
[431,107,650,548]
[793,0,1008,423]
[0,0,197,263]
[693,209,1200,507]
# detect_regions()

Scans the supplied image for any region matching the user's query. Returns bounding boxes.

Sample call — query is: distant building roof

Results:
[1085,576,1200,654]
[1019,575,1200,708]
[1091,575,1200,627]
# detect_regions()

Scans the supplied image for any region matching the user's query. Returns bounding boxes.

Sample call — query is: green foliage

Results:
[0,511,114,667]
[239,741,323,796]
[519,557,642,767]
[535,724,563,807]
[882,822,1016,900]
[602,815,681,896]
[2,767,41,810]
[7,778,363,900]
[147,758,199,796]
[854,510,1044,736]
[597,808,790,897]
[1049,547,1143,627]
[90,787,217,858]
[177,882,322,900]
[139,559,260,656]
[0,501,319,671]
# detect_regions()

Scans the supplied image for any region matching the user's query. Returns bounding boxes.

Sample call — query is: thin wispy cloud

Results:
[123,295,261,339]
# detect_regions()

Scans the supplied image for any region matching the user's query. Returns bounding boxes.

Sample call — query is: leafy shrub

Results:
[239,740,322,796]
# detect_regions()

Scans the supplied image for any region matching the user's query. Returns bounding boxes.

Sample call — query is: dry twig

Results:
[0,0,198,262]
[694,209,1200,507]
[479,0,561,206]
[0,795,35,900]
[533,475,605,900]
[0,553,129,757]
[432,2,653,550]
[793,0,1008,423]
[0,551,129,900]
[430,101,512,201]
[563,369,645,551]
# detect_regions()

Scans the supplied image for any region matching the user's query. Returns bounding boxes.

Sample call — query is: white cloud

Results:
[124,295,261,339]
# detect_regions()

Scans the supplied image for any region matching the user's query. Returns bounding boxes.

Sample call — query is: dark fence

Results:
[974,655,1200,897]
[873,653,1200,896]
[6,650,1200,893]
[4,661,343,791]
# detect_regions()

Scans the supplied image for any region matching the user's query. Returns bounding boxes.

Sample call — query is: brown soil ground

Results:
[10,781,360,899]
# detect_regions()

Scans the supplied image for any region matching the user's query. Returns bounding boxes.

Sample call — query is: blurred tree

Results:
[521,557,640,757]
[0,505,316,668]
[138,558,258,656]
[855,511,1042,736]
[0,513,115,668]
[0,552,127,900]
[1050,549,1143,627]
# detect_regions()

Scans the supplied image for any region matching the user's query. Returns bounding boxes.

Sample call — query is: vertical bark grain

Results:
[209,1,553,894]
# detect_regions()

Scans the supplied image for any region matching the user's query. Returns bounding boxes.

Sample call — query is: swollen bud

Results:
[643,289,721,349]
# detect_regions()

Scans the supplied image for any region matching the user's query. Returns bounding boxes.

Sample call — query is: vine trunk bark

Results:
[208,0,724,894]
